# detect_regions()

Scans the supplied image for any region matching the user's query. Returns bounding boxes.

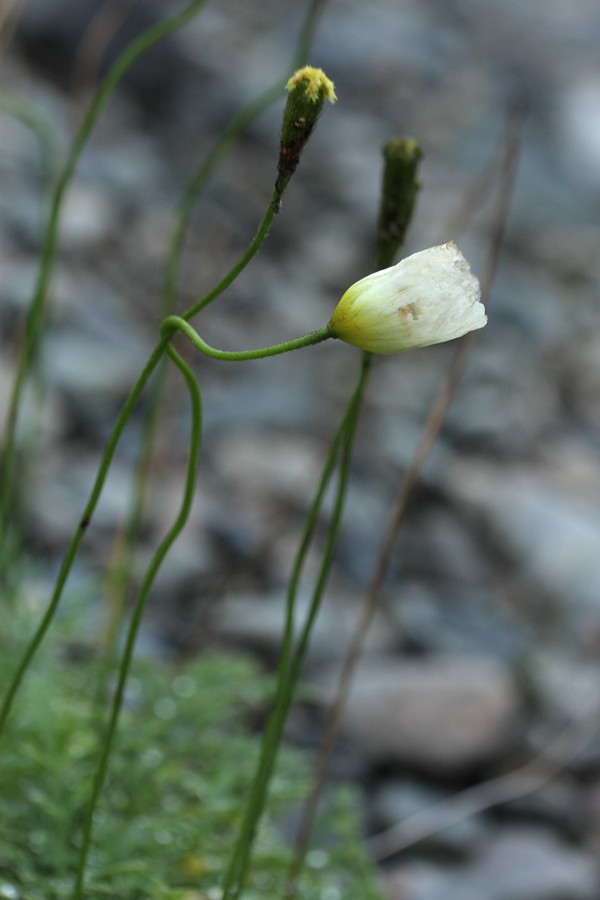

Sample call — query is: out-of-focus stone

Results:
[382,826,600,900]
[313,655,519,774]
[370,777,488,858]
[445,461,600,641]
[215,588,397,667]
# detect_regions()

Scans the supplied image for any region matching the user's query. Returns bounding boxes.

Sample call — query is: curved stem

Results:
[0,0,208,551]
[0,16,331,739]
[181,202,277,322]
[0,337,168,739]
[101,0,330,681]
[165,0,327,319]
[71,345,202,900]
[164,119,273,318]
[161,315,334,360]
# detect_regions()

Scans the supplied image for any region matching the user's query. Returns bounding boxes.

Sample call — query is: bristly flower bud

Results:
[375,138,423,270]
[274,66,336,210]
[329,242,486,354]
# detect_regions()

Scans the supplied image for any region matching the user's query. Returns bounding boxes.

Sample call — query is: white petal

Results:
[329,242,486,354]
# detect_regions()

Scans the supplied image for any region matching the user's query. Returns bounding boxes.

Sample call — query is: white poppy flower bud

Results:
[329,242,486,354]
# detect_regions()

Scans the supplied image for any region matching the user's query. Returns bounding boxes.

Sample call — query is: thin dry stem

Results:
[70,0,135,104]
[369,707,598,858]
[0,0,26,56]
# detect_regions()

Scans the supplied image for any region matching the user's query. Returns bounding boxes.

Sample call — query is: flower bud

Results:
[274,66,336,207]
[329,242,486,354]
[375,138,422,269]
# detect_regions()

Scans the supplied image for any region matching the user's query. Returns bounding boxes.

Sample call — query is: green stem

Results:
[0,0,208,553]
[220,352,372,900]
[164,109,272,316]
[280,359,374,900]
[291,360,372,674]
[0,312,333,738]
[219,413,346,899]
[0,95,55,599]
[282,138,423,895]
[0,0,212,736]
[165,0,326,317]
[161,315,333,360]
[71,346,202,900]
[90,0,330,746]
[182,201,277,321]
[0,337,168,740]
[100,0,329,681]
[95,196,277,681]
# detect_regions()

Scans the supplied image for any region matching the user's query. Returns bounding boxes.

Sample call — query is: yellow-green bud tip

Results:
[285,66,337,104]
[274,67,336,209]
[329,243,487,355]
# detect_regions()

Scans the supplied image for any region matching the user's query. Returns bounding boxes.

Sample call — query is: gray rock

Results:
[382,826,600,900]
[558,332,600,429]
[382,860,484,900]
[393,582,525,661]
[58,182,119,250]
[313,655,519,774]
[470,825,600,900]
[29,452,134,547]
[499,771,589,838]
[445,461,600,638]
[557,74,600,188]
[42,328,144,435]
[527,649,600,721]
[585,778,600,858]
[215,588,397,667]
[445,325,558,453]
[209,428,322,502]
[370,777,488,858]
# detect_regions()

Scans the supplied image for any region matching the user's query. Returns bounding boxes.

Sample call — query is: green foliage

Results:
[0,616,384,899]
[0,4,418,895]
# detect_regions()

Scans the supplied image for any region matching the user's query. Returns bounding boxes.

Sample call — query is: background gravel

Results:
[2,1,600,897]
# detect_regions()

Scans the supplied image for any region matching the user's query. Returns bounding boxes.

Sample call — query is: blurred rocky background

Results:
[2,0,600,897]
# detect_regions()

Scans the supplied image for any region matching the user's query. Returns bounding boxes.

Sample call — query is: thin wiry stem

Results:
[163,0,327,319]
[222,130,424,899]
[285,109,524,891]
[71,346,202,900]
[0,338,169,740]
[0,0,209,554]
[0,310,333,740]
[162,315,333,360]
[220,352,372,900]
